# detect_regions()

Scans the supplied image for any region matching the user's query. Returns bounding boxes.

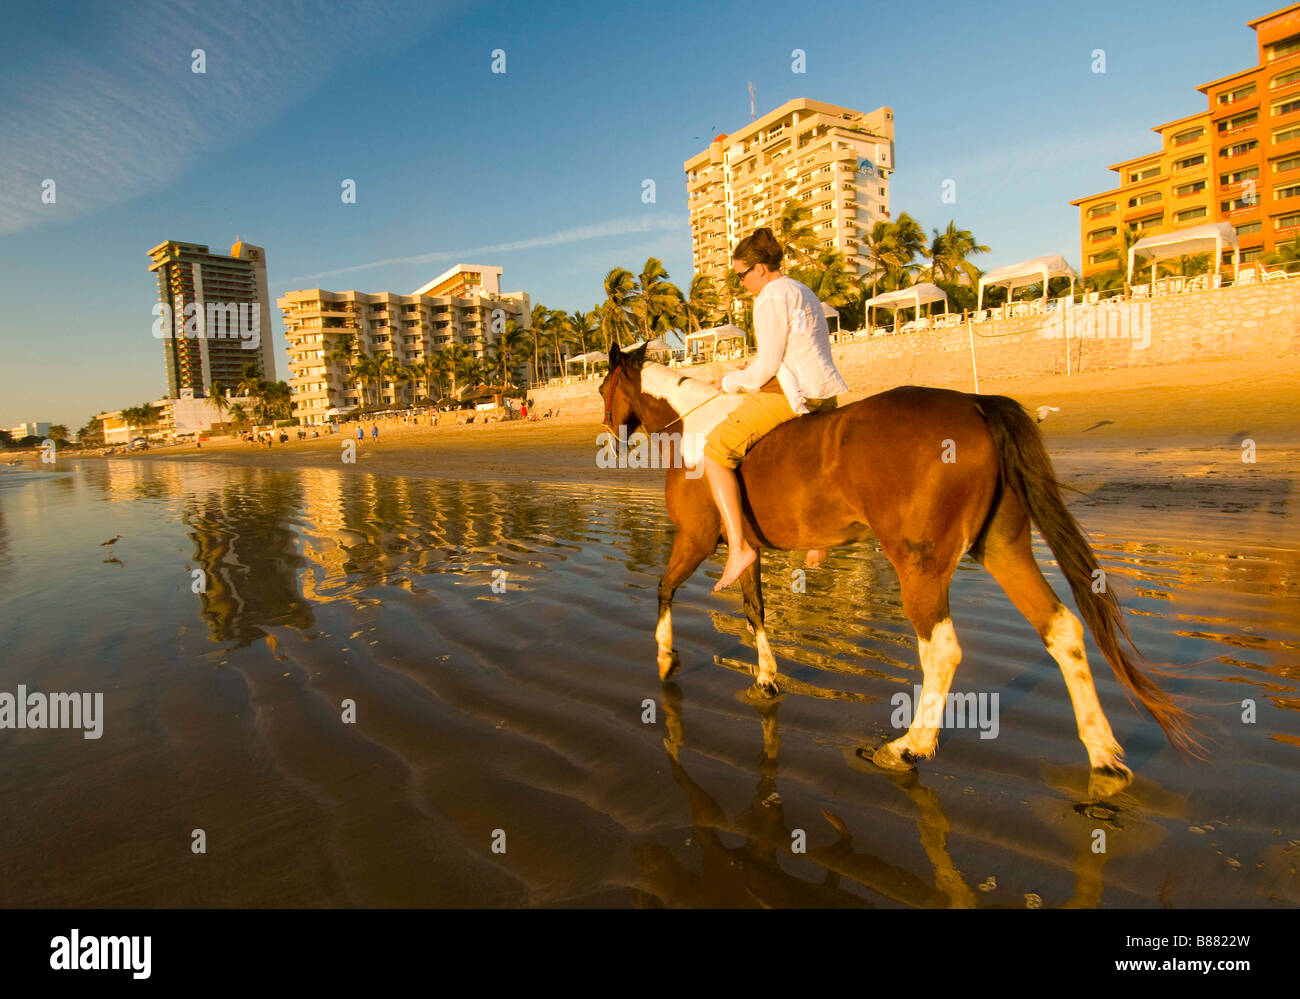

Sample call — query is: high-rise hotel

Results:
[683,98,895,285]
[147,239,277,396]
[278,264,531,425]
[1071,3,1300,282]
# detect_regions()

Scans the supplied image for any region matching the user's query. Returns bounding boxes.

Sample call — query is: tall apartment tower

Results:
[684,98,896,285]
[1071,3,1300,281]
[147,239,278,397]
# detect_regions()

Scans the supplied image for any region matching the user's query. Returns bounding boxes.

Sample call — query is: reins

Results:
[603,362,722,436]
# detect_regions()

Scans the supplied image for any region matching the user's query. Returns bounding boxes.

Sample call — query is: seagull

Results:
[100,535,122,547]
[1036,406,1060,424]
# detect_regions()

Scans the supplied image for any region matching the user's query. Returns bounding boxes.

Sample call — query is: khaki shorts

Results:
[701,380,837,470]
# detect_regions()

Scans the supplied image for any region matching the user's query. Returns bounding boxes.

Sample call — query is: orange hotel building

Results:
[1072,3,1300,283]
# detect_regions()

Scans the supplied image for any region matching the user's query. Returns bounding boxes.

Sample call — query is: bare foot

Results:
[714,542,757,591]
[805,548,828,568]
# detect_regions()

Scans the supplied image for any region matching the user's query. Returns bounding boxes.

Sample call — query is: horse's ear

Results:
[629,342,649,368]
[609,343,622,367]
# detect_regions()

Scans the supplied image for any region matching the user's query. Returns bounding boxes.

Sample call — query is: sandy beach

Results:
[109,355,1300,491]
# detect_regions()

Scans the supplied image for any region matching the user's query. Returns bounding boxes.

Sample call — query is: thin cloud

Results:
[0,0,456,236]
[280,213,690,287]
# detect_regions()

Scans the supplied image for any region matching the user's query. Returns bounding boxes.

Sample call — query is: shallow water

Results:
[0,459,1297,907]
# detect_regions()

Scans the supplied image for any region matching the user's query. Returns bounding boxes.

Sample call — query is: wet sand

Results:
[1,354,1296,907]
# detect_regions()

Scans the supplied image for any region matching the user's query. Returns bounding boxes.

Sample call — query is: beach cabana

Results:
[565,350,607,372]
[862,283,948,333]
[821,301,841,334]
[684,324,747,363]
[1128,222,1238,286]
[978,255,1078,310]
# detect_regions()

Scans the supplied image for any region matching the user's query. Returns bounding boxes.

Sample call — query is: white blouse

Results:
[720,276,849,413]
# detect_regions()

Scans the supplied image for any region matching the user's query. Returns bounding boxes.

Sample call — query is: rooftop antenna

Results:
[748,81,755,120]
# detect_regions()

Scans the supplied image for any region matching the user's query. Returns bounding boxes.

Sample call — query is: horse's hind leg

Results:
[979,496,1130,784]
[873,562,964,770]
[739,554,780,696]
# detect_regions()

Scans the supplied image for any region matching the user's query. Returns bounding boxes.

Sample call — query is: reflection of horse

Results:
[599,342,1199,789]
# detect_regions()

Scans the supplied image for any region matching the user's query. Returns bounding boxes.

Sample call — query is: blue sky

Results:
[0,0,1268,428]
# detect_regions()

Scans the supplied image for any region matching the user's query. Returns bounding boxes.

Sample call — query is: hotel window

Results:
[1174,180,1206,196]
[1275,154,1300,173]
[1222,196,1255,211]
[1221,165,1260,184]
[1174,206,1208,223]
[1217,110,1258,132]
[1235,220,1263,235]
[1274,211,1300,229]
[1267,34,1300,61]
[1128,166,1160,182]
[1272,67,1300,89]
[1092,225,1118,241]
[1274,124,1300,144]
[1273,96,1300,117]
[1172,126,1205,145]
[1088,251,1116,265]
[1275,182,1300,200]
[1222,139,1259,157]
[1127,190,1162,207]
[1240,248,1264,263]
[1136,214,1163,231]
[1174,153,1207,170]
[1087,202,1117,218]
[1217,83,1256,104]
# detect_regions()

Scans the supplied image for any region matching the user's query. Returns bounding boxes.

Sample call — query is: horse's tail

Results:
[975,395,1203,758]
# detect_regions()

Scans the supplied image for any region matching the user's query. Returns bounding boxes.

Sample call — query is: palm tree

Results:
[227,403,248,428]
[1264,232,1300,273]
[326,333,356,399]
[776,199,820,268]
[139,401,160,431]
[600,268,637,348]
[789,246,854,308]
[631,258,684,339]
[684,273,721,333]
[926,221,990,286]
[548,308,574,378]
[49,423,68,441]
[443,343,473,396]
[235,362,262,402]
[350,352,382,408]
[208,380,231,422]
[565,310,597,353]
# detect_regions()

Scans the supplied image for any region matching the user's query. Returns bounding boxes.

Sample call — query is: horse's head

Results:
[598,341,649,439]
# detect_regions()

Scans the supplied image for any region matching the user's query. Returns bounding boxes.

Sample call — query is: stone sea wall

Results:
[527,279,1300,417]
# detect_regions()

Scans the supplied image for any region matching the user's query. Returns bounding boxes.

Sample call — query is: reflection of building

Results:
[147,238,278,397]
[278,264,531,426]
[684,98,896,285]
[1072,4,1300,281]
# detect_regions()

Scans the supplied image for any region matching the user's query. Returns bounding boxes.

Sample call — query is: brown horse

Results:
[598,342,1199,789]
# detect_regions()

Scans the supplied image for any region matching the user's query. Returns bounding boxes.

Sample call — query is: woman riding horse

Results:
[701,227,849,591]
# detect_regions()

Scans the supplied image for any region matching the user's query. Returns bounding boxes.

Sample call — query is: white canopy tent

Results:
[863,283,949,332]
[1128,222,1238,284]
[684,323,748,362]
[565,350,607,373]
[978,255,1078,310]
[820,300,841,334]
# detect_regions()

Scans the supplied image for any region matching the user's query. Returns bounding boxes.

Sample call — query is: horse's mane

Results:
[638,361,718,413]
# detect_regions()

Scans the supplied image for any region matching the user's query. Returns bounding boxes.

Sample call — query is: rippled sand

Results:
[0,450,1296,907]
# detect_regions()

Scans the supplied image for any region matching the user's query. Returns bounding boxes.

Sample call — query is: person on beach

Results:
[356,424,364,442]
[700,226,850,591]
[371,423,379,441]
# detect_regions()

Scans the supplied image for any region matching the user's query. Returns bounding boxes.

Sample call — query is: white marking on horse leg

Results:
[1044,606,1126,772]
[754,624,778,688]
[888,618,961,761]
[655,604,672,658]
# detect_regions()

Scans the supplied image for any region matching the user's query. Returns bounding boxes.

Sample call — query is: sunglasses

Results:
[735,264,756,282]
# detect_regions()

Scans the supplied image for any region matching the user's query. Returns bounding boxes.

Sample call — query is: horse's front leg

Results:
[657,531,716,680]
[739,553,780,696]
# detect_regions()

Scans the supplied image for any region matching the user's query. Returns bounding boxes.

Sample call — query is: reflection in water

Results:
[0,459,1296,907]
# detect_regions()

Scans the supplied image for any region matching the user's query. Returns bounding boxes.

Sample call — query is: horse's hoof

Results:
[1088,763,1134,799]
[864,743,917,772]
[743,680,782,703]
[657,651,681,681]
